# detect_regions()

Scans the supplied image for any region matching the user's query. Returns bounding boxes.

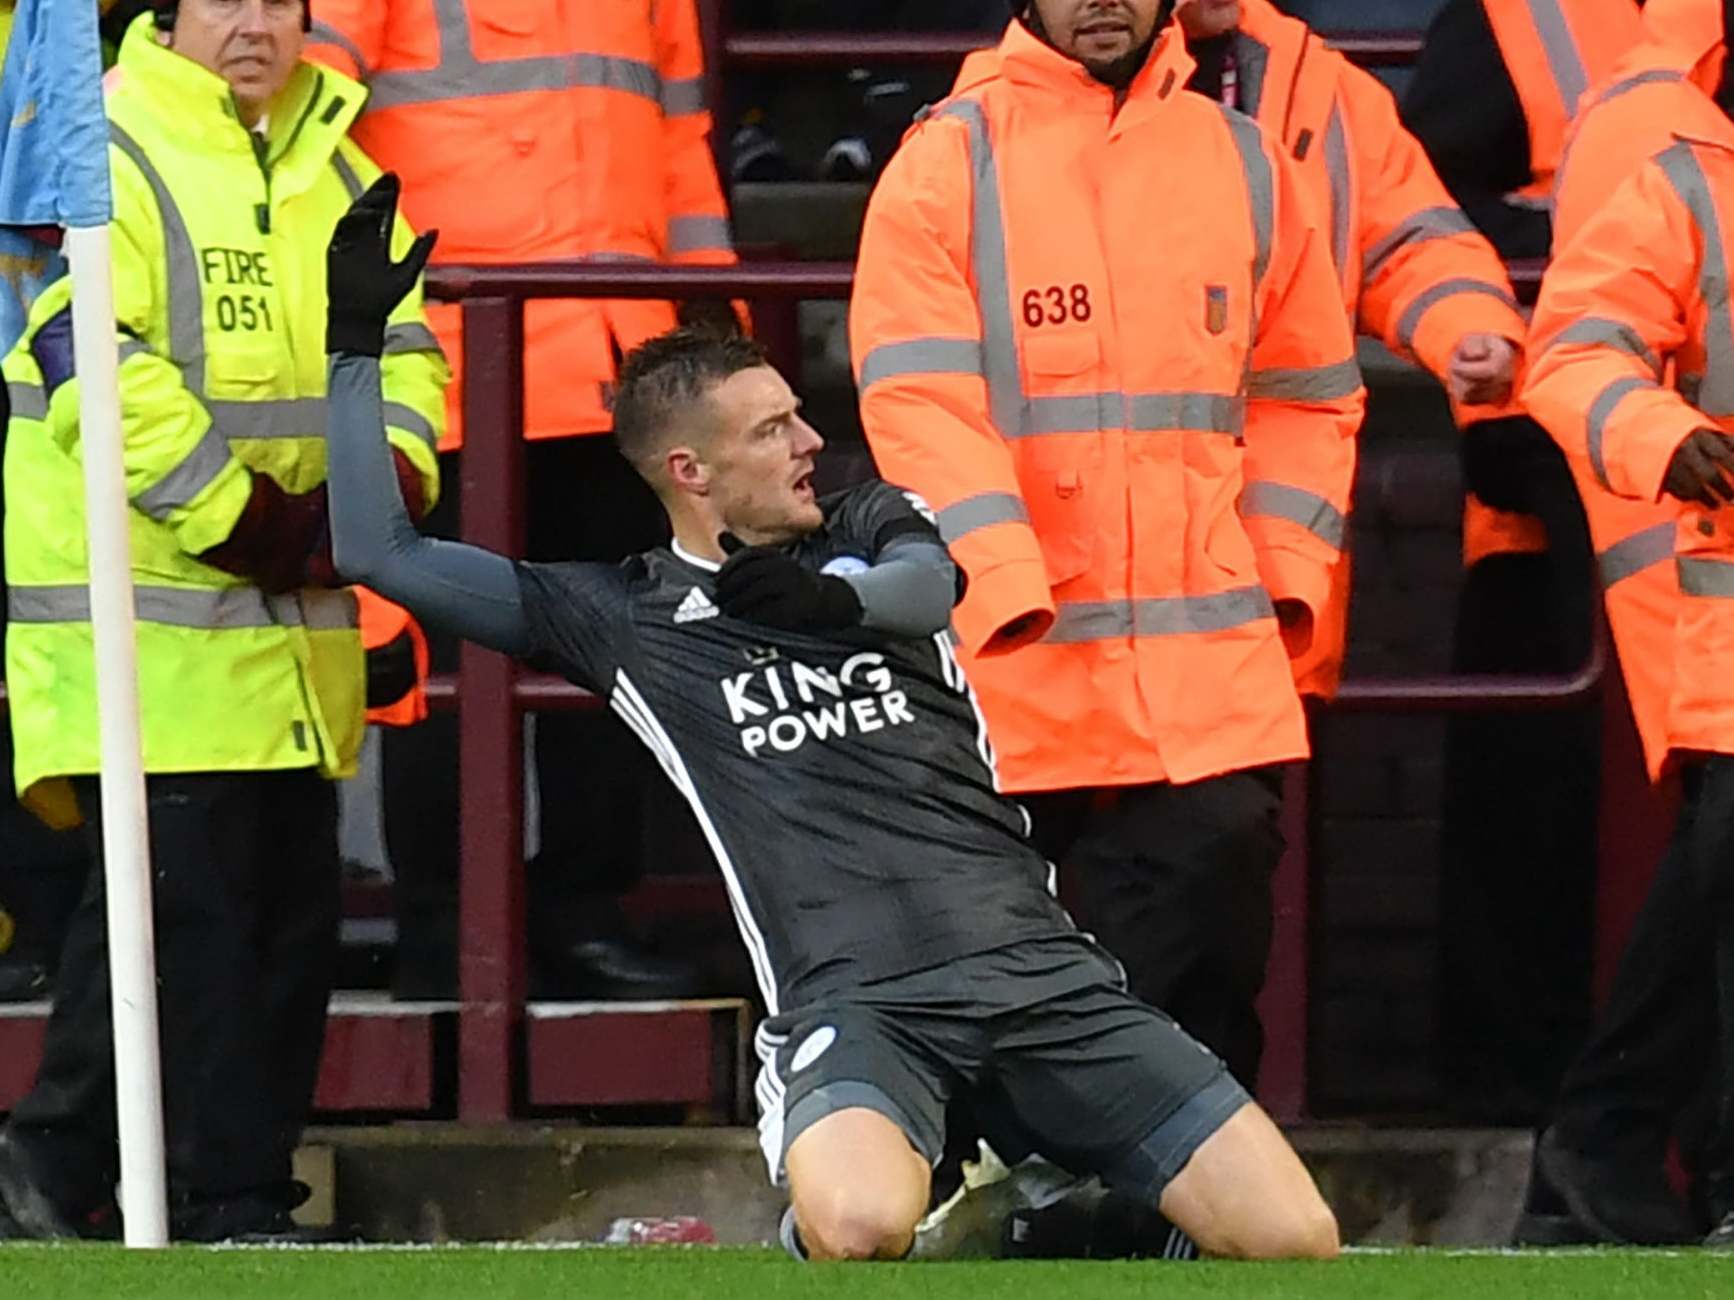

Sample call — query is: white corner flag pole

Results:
[63,222,169,1249]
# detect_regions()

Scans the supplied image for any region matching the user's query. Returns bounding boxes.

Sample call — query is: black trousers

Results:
[1440,434,1599,1119]
[385,436,668,979]
[1025,768,1287,1087]
[5,769,339,1216]
[1552,756,1734,1207]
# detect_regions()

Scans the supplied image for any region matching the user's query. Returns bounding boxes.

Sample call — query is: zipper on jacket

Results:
[250,129,272,234]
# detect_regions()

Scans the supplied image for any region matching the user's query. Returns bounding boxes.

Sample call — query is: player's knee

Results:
[797,1184,922,1261]
[1224,1197,1340,1261]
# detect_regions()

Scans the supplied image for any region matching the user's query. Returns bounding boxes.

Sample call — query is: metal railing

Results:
[421,260,1601,1120]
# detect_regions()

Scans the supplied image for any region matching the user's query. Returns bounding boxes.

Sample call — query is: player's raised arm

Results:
[323,176,532,657]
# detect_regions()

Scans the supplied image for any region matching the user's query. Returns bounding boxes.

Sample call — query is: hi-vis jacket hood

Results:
[852,19,1364,792]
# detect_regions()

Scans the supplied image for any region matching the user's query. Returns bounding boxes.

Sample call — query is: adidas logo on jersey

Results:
[674,587,720,624]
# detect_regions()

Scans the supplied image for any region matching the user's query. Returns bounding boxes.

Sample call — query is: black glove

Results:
[714,533,862,631]
[1460,415,1561,514]
[326,173,437,357]
[1663,428,1734,508]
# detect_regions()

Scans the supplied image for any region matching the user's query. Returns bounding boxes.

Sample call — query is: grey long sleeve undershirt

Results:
[324,353,958,644]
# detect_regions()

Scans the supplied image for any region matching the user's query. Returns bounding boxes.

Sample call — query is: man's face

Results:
[692,366,826,544]
[170,0,304,123]
[1029,0,1166,76]
[1176,0,1241,40]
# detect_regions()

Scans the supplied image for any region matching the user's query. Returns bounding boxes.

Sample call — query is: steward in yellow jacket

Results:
[851,0,1362,1083]
[0,2,444,1241]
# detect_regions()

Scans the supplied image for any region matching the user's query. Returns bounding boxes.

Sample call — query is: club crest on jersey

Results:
[674,586,719,624]
[820,554,870,578]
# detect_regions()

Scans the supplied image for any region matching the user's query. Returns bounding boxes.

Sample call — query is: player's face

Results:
[701,366,826,544]
[1030,0,1166,73]
[169,0,305,127]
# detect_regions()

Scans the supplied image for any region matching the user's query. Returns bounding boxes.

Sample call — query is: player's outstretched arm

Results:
[324,175,531,657]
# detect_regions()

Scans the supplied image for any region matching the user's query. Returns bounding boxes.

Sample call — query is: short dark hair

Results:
[611,327,769,470]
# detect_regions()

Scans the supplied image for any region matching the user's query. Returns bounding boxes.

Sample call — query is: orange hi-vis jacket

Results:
[1525,121,1734,765]
[1531,0,1727,777]
[306,0,736,447]
[1231,0,1528,696]
[851,22,1364,794]
[358,589,429,727]
[1480,0,1643,202]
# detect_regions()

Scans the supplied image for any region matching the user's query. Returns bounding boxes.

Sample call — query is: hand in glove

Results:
[714,533,862,631]
[326,172,437,357]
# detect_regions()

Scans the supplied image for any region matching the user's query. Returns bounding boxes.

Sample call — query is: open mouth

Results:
[793,470,815,498]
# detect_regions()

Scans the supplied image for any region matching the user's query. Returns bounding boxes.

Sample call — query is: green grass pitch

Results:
[2,1245,1730,1300]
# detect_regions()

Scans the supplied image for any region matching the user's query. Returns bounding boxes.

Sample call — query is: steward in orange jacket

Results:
[306,0,738,447]
[1522,56,1734,1246]
[1540,0,1730,780]
[1184,0,1526,696]
[851,1,1362,1083]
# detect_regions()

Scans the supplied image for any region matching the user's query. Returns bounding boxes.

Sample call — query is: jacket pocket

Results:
[1015,329,1105,587]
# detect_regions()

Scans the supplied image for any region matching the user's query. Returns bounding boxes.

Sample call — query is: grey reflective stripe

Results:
[116,338,152,367]
[1219,105,1273,290]
[1245,357,1361,401]
[8,583,356,630]
[1045,585,1275,643]
[937,491,1029,543]
[366,0,664,111]
[1239,481,1346,549]
[1598,523,1674,589]
[1395,278,1520,353]
[1525,0,1590,117]
[132,424,234,521]
[1655,140,1734,417]
[310,21,372,80]
[667,215,734,254]
[1678,556,1734,597]
[296,588,362,631]
[331,150,365,200]
[1586,375,1651,490]
[1546,317,1663,379]
[109,122,205,393]
[383,400,439,449]
[857,337,984,390]
[1362,207,1476,284]
[382,322,443,356]
[935,101,1021,438]
[207,397,328,441]
[1591,68,1685,112]
[661,76,706,117]
[6,381,47,420]
[1323,104,1352,277]
[1009,391,1244,438]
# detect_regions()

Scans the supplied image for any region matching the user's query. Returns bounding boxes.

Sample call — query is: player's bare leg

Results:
[1158,1102,1339,1259]
[785,1107,932,1260]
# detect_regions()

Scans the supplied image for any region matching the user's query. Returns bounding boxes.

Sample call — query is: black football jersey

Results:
[516,480,1077,1011]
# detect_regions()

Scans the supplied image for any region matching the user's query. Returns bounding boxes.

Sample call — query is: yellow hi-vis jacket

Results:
[2,15,446,815]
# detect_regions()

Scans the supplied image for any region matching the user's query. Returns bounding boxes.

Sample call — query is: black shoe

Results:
[1535,1126,1699,1246]
[0,960,50,1002]
[0,1133,78,1239]
[172,1181,327,1244]
[530,936,702,1001]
